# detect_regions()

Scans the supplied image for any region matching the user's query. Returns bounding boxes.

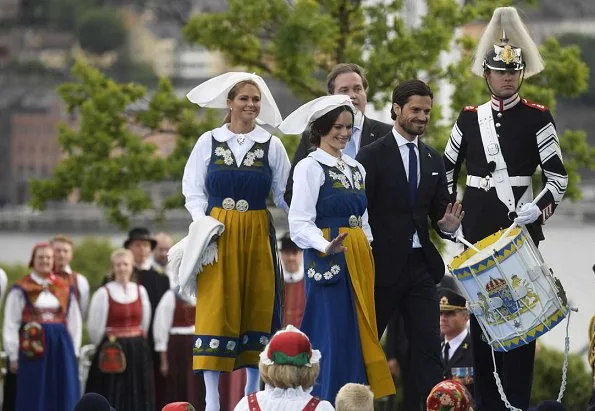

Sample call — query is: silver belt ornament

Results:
[221,197,249,212]
[348,215,362,228]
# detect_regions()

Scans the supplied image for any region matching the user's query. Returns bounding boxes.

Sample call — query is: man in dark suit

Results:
[356,79,463,405]
[439,288,473,398]
[284,63,392,204]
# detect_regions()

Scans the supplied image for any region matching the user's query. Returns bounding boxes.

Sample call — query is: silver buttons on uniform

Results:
[497,112,503,118]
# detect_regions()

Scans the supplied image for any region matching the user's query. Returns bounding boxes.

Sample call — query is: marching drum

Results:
[448,226,568,352]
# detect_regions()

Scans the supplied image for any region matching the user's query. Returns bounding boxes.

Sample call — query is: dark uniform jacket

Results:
[443,332,474,397]
[285,116,392,204]
[444,95,568,243]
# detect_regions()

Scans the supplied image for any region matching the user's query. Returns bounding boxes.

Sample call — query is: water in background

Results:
[0,219,593,357]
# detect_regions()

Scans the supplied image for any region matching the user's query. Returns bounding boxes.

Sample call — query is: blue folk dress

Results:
[192,133,283,373]
[12,274,80,411]
[292,151,395,403]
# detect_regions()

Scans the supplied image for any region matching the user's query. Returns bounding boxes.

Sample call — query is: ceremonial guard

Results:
[443,7,568,409]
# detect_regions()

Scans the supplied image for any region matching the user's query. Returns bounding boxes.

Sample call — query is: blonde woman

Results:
[183,72,290,410]
[85,248,154,411]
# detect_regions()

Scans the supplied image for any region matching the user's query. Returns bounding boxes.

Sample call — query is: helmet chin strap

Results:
[484,69,525,100]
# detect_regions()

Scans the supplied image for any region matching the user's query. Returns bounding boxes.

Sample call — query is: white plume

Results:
[471,7,544,78]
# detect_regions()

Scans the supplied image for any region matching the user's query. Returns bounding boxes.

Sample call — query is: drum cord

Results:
[557,308,574,402]
[490,307,574,410]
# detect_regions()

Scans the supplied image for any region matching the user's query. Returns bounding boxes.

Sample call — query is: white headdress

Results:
[278,95,355,135]
[471,7,544,78]
[186,72,283,127]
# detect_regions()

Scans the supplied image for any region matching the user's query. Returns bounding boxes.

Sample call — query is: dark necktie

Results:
[443,341,450,365]
[407,142,417,206]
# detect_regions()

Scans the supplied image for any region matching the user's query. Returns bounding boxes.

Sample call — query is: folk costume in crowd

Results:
[279,234,306,328]
[233,326,334,411]
[123,227,170,408]
[2,243,81,411]
[356,80,462,404]
[55,264,90,317]
[443,7,568,409]
[85,249,154,411]
[153,289,206,410]
[426,380,472,411]
[183,72,290,410]
[284,95,395,403]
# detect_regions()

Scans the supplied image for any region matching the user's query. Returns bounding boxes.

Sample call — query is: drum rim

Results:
[448,227,524,277]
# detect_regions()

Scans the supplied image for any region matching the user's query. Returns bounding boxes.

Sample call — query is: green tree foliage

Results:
[531,345,591,409]
[185,0,594,200]
[558,33,595,105]
[29,1,595,226]
[77,8,127,54]
[70,236,115,290]
[29,60,219,228]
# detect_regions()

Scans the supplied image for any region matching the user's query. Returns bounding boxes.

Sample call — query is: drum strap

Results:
[477,102,532,214]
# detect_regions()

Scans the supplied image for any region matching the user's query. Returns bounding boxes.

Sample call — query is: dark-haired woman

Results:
[184,72,290,411]
[282,95,395,404]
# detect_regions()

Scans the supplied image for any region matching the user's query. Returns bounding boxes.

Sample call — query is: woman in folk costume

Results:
[153,289,206,410]
[85,248,154,411]
[282,95,395,403]
[2,242,81,411]
[234,325,334,411]
[182,72,291,411]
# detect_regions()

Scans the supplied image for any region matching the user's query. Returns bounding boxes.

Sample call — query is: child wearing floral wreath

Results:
[426,380,473,411]
[233,325,334,411]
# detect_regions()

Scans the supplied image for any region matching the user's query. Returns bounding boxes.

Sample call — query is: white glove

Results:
[515,203,541,225]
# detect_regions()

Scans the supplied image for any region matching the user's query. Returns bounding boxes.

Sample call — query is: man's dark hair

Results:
[390,79,433,120]
[326,63,369,94]
[309,105,355,147]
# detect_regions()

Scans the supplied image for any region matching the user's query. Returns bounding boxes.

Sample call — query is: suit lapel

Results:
[381,134,409,194]
[417,141,434,202]
[446,335,471,369]
[360,117,375,148]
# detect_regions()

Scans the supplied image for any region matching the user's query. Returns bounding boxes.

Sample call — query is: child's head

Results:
[426,380,472,411]
[335,383,374,411]
[258,325,321,390]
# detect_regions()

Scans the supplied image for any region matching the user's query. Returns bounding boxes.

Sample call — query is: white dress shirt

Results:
[444,328,468,361]
[342,111,365,158]
[86,281,152,346]
[62,264,90,318]
[0,268,7,302]
[2,272,83,361]
[233,385,335,411]
[289,148,373,253]
[182,124,291,220]
[153,289,195,352]
[392,128,422,248]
